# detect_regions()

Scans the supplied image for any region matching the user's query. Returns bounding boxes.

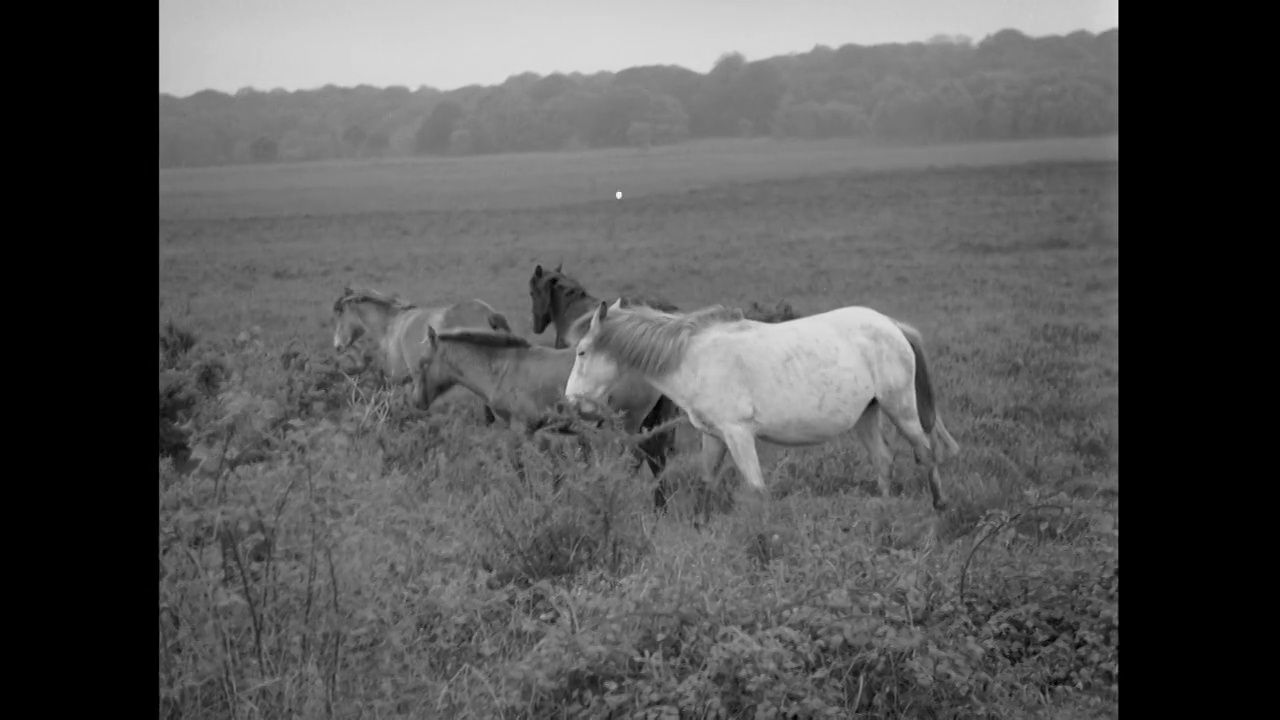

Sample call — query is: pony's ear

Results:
[555,262,563,273]
[608,298,623,312]
[533,265,543,278]
[589,300,608,333]
[422,326,438,348]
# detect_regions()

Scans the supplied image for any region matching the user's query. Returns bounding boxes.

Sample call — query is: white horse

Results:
[564,300,960,510]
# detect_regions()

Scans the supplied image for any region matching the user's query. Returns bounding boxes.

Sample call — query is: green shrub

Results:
[159,331,1118,719]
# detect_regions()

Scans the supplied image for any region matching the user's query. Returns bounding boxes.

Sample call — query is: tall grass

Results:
[160,155,1117,718]
[159,321,1116,719]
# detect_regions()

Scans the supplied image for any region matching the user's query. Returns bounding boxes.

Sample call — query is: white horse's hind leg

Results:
[879,396,947,510]
[853,403,894,498]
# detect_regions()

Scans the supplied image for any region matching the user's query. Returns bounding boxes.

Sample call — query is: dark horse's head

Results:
[528,263,564,335]
[529,263,592,342]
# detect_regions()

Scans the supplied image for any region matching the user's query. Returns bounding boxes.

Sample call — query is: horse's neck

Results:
[442,344,504,404]
[555,292,600,342]
[379,309,418,373]
[610,371,664,433]
[354,306,392,345]
[631,367,693,417]
[492,346,573,418]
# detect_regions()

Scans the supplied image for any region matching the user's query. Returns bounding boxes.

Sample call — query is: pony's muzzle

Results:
[570,396,611,422]
[563,392,590,412]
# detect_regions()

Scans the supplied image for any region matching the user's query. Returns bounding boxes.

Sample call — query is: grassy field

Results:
[159,136,1119,719]
[157,135,1117,219]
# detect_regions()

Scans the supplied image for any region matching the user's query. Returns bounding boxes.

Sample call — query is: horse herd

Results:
[332,263,960,516]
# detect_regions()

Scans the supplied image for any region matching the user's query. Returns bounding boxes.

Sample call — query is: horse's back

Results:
[442,299,504,331]
[686,305,913,419]
[714,305,904,347]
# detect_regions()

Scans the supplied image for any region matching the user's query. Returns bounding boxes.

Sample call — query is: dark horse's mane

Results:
[435,329,532,349]
[554,270,680,315]
[334,286,416,313]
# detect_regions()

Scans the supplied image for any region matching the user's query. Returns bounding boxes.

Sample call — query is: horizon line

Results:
[159,24,1117,101]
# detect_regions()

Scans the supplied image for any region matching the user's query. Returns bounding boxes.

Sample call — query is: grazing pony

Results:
[564,302,960,512]
[414,327,679,508]
[331,286,511,423]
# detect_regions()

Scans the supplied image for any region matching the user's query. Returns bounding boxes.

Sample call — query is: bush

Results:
[743,299,801,323]
[159,329,1118,719]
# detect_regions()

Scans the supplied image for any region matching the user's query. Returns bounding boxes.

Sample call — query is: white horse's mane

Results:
[589,303,746,375]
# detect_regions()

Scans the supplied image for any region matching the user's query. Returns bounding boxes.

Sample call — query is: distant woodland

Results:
[158,28,1118,168]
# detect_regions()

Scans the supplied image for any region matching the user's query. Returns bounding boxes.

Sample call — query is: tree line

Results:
[159,28,1117,168]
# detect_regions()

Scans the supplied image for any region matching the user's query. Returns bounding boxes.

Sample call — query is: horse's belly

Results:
[748,377,870,444]
[754,414,858,445]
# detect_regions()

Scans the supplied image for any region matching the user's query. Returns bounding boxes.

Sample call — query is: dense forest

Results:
[158,28,1118,168]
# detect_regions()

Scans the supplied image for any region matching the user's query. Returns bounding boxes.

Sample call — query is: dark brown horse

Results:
[528,263,683,508]
[529,263,678,350]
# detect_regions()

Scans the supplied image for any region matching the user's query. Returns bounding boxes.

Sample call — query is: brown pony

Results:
[332,286,512,423]
[415,327,681,509]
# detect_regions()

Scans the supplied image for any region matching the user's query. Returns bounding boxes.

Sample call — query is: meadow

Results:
[159,136,1119,719]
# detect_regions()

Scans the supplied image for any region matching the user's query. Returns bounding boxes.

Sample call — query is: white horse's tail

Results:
[893,319,959,461]
[931,412,961,462]
[892,321,936,430]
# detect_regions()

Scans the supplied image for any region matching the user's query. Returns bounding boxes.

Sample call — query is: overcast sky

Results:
[159,0,1119,98]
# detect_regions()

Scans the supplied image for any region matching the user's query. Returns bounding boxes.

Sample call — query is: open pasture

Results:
[159,137,1118,718]
[159,135,1117,220]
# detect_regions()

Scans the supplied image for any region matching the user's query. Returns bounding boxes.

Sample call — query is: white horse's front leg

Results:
[720,425,770,520]
[697,433,728,525]
[720,425,767,492]
[700,432,728,486]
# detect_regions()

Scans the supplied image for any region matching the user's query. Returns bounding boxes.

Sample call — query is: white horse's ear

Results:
[589,300,608,333]
[533,264,543,278]
[422,326,438,347]
[608,298,623,312]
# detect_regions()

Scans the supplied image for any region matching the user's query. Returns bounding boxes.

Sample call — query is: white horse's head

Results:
[565,301,622,415]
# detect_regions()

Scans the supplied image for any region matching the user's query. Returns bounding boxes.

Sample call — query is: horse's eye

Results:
[577,350,585,357]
